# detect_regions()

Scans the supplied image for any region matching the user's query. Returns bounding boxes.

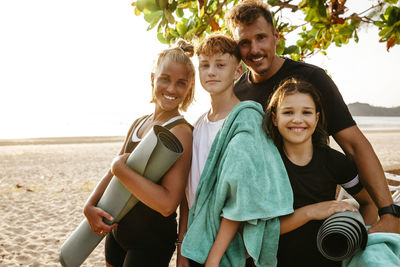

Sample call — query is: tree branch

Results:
[275,1,299,13]
[197,0,229,36]
[358,0,386,17]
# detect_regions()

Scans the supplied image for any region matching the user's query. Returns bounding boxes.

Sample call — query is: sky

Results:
[1,0,399,139]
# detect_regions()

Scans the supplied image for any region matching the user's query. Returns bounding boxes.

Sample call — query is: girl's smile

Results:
[273,92,319,147]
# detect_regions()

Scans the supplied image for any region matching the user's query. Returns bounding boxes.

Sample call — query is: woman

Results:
[83,40,195,267]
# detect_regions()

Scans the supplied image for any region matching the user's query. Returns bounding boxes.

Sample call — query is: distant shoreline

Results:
[1,128,400,146]
[0,136,125,146]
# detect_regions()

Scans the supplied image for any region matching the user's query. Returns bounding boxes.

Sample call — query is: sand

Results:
[0,130,399,266]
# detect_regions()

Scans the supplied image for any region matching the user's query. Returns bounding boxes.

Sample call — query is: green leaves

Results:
[375,4,400,50]
[133,0,400,58]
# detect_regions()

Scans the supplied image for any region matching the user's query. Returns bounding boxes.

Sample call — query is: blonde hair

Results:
[151,40,195,112]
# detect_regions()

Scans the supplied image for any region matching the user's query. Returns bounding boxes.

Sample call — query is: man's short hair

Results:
[196,33,241,61]
[225,0,274,33]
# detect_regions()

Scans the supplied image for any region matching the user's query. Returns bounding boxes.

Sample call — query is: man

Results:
[225,0,399,233]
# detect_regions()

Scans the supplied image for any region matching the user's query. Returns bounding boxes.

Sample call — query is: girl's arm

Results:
[111,124,193,217]
[280,201,358,234]
[205,218,241,267]
[352,188,378,226]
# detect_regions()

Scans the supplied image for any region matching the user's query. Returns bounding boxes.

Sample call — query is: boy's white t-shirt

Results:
[186,112,225,208]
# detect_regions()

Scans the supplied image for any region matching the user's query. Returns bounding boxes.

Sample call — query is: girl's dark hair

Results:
[263,77,329,148]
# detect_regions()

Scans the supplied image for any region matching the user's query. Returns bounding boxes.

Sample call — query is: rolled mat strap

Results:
[317,211,368,261]
[59,125,183,267]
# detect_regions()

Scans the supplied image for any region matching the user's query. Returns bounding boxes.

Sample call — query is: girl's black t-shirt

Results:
[277,146,362,267]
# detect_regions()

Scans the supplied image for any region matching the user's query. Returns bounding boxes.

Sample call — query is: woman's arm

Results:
[352,188,378,226]
[205,218,241,267]
[83,121,138,234]
[111,124,193,217]
[280,201,358,234]
[83,170,117,235]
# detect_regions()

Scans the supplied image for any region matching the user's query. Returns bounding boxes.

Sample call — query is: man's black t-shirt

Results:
[277,146,363,267]
[234,58,356,135]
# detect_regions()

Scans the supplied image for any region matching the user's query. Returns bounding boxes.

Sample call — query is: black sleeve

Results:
[308,68,356,135]
[324,147,363,195]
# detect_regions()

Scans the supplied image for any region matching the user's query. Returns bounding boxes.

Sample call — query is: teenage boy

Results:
[225,0,398,234]
[177,34,293,267]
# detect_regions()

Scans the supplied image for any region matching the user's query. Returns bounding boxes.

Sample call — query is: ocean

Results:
[354,116,400,131]
[1,115,400,140]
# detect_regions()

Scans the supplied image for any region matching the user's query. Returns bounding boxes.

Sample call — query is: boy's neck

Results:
[208,89,240,122]
[282,141,313,166]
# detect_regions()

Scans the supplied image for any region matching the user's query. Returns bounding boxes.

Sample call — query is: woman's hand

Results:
[83,204,117,236]
[110,153,130,176]
[307,200,358,221]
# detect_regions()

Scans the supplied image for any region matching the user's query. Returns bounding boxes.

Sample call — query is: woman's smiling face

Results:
[151,58,191,112]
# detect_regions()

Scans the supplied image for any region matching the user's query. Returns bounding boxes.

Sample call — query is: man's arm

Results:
[334,125,399,233]
[352,188,378,226]
[205,218,241,267]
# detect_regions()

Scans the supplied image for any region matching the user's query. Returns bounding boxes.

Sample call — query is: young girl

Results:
[263,78,377,267]
[83,40,195,267]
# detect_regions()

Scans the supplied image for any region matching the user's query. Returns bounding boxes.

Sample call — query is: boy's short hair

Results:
[225,0,275,33]
[196,34,241,61]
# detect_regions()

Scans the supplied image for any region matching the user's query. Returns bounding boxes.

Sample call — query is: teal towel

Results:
[181,101,294,267]
[343,232,400,267]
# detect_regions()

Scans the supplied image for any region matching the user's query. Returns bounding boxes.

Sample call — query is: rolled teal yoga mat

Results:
[317,211,368,261]
[59,125,183,267]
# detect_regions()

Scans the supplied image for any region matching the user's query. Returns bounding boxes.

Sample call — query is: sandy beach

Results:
[0,130,399,266]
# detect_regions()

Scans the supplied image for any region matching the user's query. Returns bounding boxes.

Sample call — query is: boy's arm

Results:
[205,218,240,267]
[334,125,399,233]
[176,197,190,267]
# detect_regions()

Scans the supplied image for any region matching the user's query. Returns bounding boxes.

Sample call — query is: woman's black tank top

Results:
[113,115,192,250]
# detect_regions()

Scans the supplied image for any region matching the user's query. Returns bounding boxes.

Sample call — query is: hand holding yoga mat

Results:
[59,125,183,267]
[317,211,368,261]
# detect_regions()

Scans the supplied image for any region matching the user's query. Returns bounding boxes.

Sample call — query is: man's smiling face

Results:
[233,16,280,82]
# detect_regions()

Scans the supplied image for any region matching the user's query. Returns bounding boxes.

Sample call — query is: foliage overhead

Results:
[132,0,400,60]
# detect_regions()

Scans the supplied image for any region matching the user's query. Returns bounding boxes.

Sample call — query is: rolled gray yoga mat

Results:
[317,211,368,261]
[59,125,183,267]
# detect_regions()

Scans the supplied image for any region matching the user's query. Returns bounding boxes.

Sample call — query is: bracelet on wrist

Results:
[175,239,183,246]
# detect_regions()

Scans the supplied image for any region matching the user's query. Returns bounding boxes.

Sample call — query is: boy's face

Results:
[198,53,241,96]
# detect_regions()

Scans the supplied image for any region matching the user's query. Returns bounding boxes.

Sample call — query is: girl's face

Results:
[151,58,191,112]
[273,92,319,147]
